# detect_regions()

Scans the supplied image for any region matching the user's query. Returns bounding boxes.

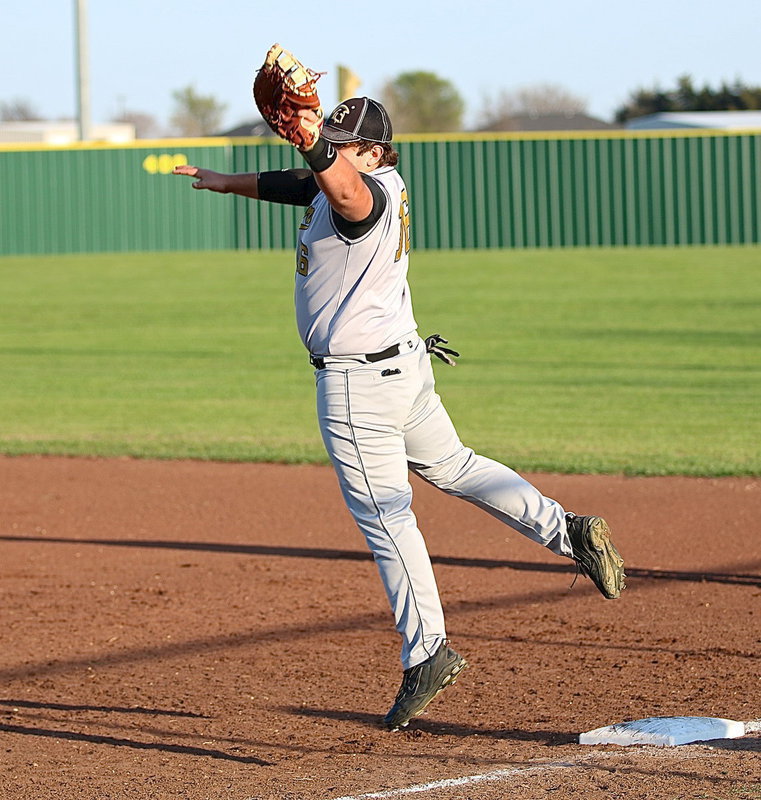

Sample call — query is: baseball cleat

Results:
[566,513,626,599]
[383,642,467,731]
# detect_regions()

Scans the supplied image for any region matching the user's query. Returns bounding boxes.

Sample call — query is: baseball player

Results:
[174,53,625,730]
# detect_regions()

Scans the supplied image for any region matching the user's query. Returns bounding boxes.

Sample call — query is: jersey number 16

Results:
[395,190,411,262]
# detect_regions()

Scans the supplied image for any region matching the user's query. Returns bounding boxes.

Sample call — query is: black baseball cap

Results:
[321,97,393,144]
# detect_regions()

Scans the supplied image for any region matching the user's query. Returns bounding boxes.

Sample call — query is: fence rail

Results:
[2,130,759,255]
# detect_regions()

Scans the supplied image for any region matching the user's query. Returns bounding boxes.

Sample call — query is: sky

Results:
[3,0,760,134]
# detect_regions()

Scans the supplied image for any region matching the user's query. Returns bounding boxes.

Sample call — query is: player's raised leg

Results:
[404,344,625,597]
[404,345,570,556]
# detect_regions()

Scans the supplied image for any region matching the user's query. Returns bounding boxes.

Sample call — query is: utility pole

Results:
[74,0,91,141]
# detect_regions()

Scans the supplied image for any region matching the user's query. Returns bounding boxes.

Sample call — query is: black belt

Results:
[310,343,400,370]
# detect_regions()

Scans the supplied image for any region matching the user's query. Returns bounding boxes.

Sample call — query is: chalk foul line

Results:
[326,739,752,800]
[329,757,592,800]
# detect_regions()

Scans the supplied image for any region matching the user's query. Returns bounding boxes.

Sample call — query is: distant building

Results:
[221,114,623,138]
[215,120,274,138]
[0,121,135,145]
[625,111,761,130]
[481,113,620,133]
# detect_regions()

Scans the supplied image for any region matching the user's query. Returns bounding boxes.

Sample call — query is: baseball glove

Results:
[253,43,324,151]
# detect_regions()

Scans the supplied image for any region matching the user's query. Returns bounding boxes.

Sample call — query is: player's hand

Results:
[172,165,229,193]
[296,108,324,152]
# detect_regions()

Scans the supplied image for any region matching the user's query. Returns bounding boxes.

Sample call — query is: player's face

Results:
[335,143,382,173]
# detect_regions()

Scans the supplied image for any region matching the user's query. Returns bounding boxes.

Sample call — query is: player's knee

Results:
[413,447,475,492]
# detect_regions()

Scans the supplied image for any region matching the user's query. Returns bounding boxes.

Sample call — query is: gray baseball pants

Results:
[315,335,572,670]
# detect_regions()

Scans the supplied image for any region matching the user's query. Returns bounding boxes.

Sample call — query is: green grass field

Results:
[1,246,759,475]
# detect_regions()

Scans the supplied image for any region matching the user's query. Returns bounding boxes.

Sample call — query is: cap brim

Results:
[320,125,360,144]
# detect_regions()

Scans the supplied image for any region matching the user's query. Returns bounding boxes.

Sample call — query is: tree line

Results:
[3,74,761,137]
[614,75,761,123]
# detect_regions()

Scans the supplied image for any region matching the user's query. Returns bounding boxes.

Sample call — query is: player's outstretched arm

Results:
[172,165,260,199]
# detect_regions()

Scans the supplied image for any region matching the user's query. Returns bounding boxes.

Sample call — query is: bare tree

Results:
[112,110,160,139]
[1,98,43,121]
[169,86,227,137]
[477,83,588,130]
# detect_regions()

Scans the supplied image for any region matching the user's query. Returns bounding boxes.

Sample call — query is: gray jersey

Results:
[294,166,415,356]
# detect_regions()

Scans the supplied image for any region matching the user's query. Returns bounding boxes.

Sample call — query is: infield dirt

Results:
[1,456,759,799]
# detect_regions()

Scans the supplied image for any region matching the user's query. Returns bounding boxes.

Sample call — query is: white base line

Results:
[328,758,586,800]
[327,739,750,800]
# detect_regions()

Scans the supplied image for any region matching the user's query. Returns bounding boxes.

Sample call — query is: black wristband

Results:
[300,137,338,173]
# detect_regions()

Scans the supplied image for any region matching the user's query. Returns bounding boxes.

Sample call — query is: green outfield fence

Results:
[2,129,760,255]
